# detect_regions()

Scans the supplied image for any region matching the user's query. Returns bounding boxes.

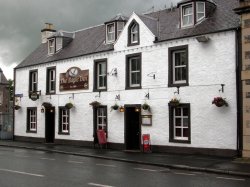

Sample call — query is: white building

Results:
[14,0,241,156]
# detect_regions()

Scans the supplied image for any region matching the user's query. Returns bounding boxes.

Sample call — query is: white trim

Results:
[106,23,115,44]
[181,3,194,28]
[173,107,189,140]
[29,109,37,131]
[196,2,205,22]
[172,50,187,84]
[48,38,55,55]
[97,61,107,89]
[61,109,69,133]
[97,108,107,131]
[129,56,140,87]
[48,68,55,93]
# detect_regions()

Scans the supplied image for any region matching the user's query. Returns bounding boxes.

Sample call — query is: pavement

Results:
[0,140,250,177]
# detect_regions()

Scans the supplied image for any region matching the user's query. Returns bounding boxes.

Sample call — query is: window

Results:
[196,2,205,21]
[126,53,141,89]
[29,70,38,93]
[182,4,193,27]
[169,104,190,143]
[97,107,107,132]
[168,45,188,87]
[46,67,56,94]
[59,107,70,134]
[106,23,115,43]
[94,59,107,91]
[27,108,37,133]
[48,38,55,55]
[128,20,139,46]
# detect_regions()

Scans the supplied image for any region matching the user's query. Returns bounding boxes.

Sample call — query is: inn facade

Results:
[14,0,241,156]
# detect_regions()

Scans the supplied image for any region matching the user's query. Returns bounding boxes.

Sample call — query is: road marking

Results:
[96,164,116,167]
[88,183,115,187]
[40,157,55,161]
[134,168,158,172]
[216,176,245,181]
[68,160,84,164]
[174,172,196,176]
[0,168,44,177]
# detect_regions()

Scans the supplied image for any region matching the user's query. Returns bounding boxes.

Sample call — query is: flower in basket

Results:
[65,102,74,109]
[169,97,180,106]
[142,103,150,111]
[89,101,101,108]
[212,97,228,107]
[111,103,119,111]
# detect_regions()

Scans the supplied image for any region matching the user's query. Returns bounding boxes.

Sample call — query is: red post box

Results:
[142,134,151,153]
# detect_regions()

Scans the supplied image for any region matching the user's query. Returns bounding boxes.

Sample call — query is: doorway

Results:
[45,107,55,143]
[125,105,141,150]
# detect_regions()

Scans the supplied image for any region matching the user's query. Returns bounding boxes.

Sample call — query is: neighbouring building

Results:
[14,0,241,156]
[235,0,250,158]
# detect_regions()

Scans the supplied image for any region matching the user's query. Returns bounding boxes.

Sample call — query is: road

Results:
[0,146,249,187]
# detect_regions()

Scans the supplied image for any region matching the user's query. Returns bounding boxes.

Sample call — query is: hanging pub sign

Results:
[60,67,89,91]
[29,91,41,101]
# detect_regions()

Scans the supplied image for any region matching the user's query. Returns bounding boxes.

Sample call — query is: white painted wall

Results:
[15,30,237,150]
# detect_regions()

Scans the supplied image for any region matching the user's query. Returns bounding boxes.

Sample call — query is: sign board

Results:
[141,115,152,126]
[29,92,39,101]
[97,130,107,145]
[60,67,89,91]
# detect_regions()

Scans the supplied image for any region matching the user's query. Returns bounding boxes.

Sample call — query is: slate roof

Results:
[16,0,240,69]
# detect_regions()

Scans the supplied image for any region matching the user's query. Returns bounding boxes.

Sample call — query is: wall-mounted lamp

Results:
[147,72,156,79]
[196,35,209,43]
[174,86,180,95]
[219,84,225,93]
[115,94,120,100]
[41,106,45,113]
[108,68,118,76]
[119,106,125,112]
[145,92,150,99]
[95,91,101,98]
[135,107,141,112]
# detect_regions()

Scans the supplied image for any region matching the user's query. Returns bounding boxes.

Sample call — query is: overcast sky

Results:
[0,0,179,79]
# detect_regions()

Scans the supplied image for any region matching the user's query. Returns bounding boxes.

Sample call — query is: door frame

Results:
[45,107,55,143]
[124,104,141,150]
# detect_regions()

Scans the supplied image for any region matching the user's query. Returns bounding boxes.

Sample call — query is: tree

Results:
[8,79,14,101]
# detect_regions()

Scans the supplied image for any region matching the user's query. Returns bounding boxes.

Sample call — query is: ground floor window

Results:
[27,108,37,133]
[169,104,191,143]
[59,107,70,134]
[93,106,107,144]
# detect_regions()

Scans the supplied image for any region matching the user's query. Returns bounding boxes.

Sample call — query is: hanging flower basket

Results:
[89,101,101,108]
[169,98,180,107]
[65,102,74,109]
[111,103,119,111]
[212,97,228,107]
[14,105,21,110]
[142,103,150,111]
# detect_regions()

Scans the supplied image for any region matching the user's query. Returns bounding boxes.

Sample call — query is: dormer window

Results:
[128,20,139,46]
[106,23,115,43]
[180,1,206,28]
[48,38,55,55]
[196,2,205,22]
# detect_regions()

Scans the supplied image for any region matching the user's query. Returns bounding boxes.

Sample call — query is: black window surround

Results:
[168,45,189,87]
[46,66,56,95]
[58,107,70,135]
[126,53,142,90]
[93,58,107,92]
[169,103,191,144]
[105,21,126,44]
[26,107,37,133]
[29,69,38,94]
[128,20,140,46]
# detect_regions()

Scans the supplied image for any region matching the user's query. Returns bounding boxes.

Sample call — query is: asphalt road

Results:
[0,147,249,187]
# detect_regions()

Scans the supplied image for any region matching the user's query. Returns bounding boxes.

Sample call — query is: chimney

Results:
[41,23,56,43]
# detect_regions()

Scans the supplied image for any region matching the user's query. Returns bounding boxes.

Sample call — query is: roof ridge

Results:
[139,14,158,21]
[74,24,104,33]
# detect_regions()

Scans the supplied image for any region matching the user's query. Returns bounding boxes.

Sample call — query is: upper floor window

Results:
[29,70,38,93]
[106,23,115,43]
[59,107,70,134]
[117,22,125,37]
[27,107,37,133]
[128,21,139,46]
[48,38,55,55]
[46,67,56,94]
[94,59,107,91]
[180,1,206,28]
[168,45,189,87]
[126,53,141,89]
[196,2,205,22]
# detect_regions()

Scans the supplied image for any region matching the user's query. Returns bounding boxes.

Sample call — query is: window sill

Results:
[168,83,189,88]
[125,86,142,90]
[58,132,70,135]
[26,130,37,133]
[127,42,139,47]
[93,88,107,92]
[169,139,191,144]
[46,92,56,95]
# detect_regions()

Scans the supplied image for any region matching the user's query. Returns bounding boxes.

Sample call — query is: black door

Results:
[45,107,55,143]
[125,106,141,150]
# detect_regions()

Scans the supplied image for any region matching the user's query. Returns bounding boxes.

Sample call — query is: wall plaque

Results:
[60,67,89,91]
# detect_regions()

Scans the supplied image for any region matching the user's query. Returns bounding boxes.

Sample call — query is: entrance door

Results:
[125,105,141,150]
[45,107,55,143]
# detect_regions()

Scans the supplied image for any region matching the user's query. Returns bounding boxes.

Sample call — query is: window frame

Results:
[48,38,55,55]
[94,59,107,92]
[93,106,108,138]
[106,23,115,43]
[181,3,194,28]
[169,103,191,143]
[126,53,142,90]
[46,67,56,95]
[128,20,140,46]
[196,2,205,22]
[29,69,38,93]
[117,21,125,37]
[26,107,37,133]
[168,45,189,87]
[58,107,70,135]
